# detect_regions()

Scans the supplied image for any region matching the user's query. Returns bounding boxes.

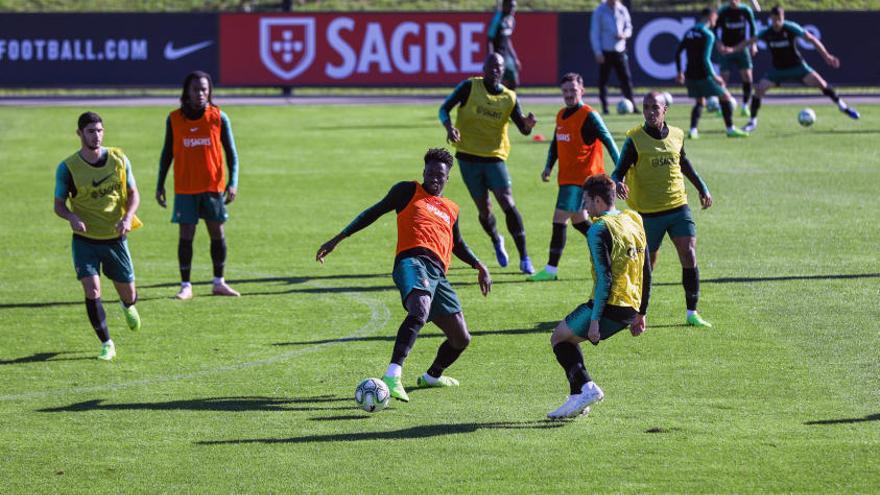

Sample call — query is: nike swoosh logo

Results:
[164,41,213,61]
[190,127,199,132]
[92,173,114,187]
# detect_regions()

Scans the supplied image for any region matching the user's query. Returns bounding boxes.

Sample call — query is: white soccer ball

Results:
[661,91,674,107]
[798,108,816,127]
[355,377,390,413]
[616,98,634,114]
[706,96,721,113]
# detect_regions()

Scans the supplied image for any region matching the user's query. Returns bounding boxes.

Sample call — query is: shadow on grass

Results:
[0,352,93,365]
[273,321,557,346]
[37,395,350,413]
[654,272,880,287]
[197,420,564,445]
[804,413,880,426]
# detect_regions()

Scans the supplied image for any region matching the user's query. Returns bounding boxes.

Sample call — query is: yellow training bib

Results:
[623,125,688,213]
[590,210,647,311]
[453,77,516,160]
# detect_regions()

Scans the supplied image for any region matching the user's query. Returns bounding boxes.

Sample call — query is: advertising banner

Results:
[558,11,880,87]
[219,12,558,86]
[0,14,218,86]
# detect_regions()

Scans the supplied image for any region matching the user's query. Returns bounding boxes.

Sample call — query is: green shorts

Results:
[685,77,726,98]
[766,63,814,85]
[556,185,585,213]
[457,158,512,200]
[172,192,228,224]
[72,235,135,283]
[640,205,696,253]
[564,300,636,345]
[719,50,753,72]
[392,256,462,322]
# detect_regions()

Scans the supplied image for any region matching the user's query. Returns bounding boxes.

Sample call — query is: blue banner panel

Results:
[559,11,880,87]
[0,14,218,86]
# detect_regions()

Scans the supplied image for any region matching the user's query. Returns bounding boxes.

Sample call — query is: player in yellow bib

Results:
[439,53,538,274]
[611,92,714,328]
[53,112,143,361]
[547,175,651,419]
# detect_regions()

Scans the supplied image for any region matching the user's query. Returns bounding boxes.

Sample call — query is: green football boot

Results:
[416,375,460,388]
[686,312,714,328]
[726,128,749,138]
[382,375,409,402]
[97,342,116,361]
[526,269,558,282]
[122,304,141,331]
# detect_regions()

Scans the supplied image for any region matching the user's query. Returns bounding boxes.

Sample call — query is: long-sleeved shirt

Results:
[157,106,239,191]
[340,181,481,271]
[675,22,716,80]
[487,9,515,60]
[590,1,632,55]
[716,3,757,47]
[611,123,709,203]
[588,209,652,319]
[438,78,532,162]
[544,103,620,172]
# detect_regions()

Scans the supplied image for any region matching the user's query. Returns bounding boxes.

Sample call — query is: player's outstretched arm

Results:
[510,100,536,135]
[439,81,471,143]
[316,233,345,264]
[611,138,636,199]
[804,31,839,68]
[220,112,239,204]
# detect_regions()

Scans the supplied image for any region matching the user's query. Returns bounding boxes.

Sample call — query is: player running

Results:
[487,0,521,90]
[54,112,143,361]
[156,71,241,300]
[612,92,714,328]
[529,72,620,282]
[316,148,492,403]
[439,53,538,274]
[716,0,759,117]
[547,174,650,419]
[729,5,860,133]
[674,8,749,139]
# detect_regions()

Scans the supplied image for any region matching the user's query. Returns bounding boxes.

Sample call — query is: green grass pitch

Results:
[0,100,878,493]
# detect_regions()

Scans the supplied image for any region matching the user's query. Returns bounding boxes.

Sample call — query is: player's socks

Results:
[425,339,467,379]
[389,313,426,369]
[682,266,700,312]
[210,237,227,277]
[721,99,734,128]
[492,235,509,268]
[385,362,402,378]
[178,238,193,283]
[742,82,752,111]
[822,86,842,105]
[97,340,116,361]
[571,221,590,236]
[547,222,566,268]
[85,297,110,343]
[502,205,528,262]
[552,342,590,395]
[688,128,699,140]
[749,97,762,119]
[690,103,703,131]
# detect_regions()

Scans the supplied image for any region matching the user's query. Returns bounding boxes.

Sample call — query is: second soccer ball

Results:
[616,99,634,114]
[798,108,817,127]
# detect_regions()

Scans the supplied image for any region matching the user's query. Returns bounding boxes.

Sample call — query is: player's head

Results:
[181,70,214,111]
[729,0,740,6]
[484,53,505,87]
[559,73,584,108]
[501,0,516,15]
[701,7,717,27]
[642,91,668,129]
[422,148,454,196]
[583,174,616,217]
[76,111,103,151]
[770,6,785,28]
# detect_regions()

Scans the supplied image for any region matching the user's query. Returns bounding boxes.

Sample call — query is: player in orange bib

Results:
[316,149,491,403]
[156,71,241,300]
[528,73,620,282]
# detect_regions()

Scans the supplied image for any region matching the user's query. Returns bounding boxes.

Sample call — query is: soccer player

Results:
[716,0,759,117]
[316,148,491,403]
[53,112,142,361]
[611,92,714,328]
[439,53,538,274]
[156,71,241,300]
[528,72,620,282]
[731,5,860,133]
[487,0,520,90]
[674,8,749,139]
[590,0,638,115]
[546,174,650,419]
